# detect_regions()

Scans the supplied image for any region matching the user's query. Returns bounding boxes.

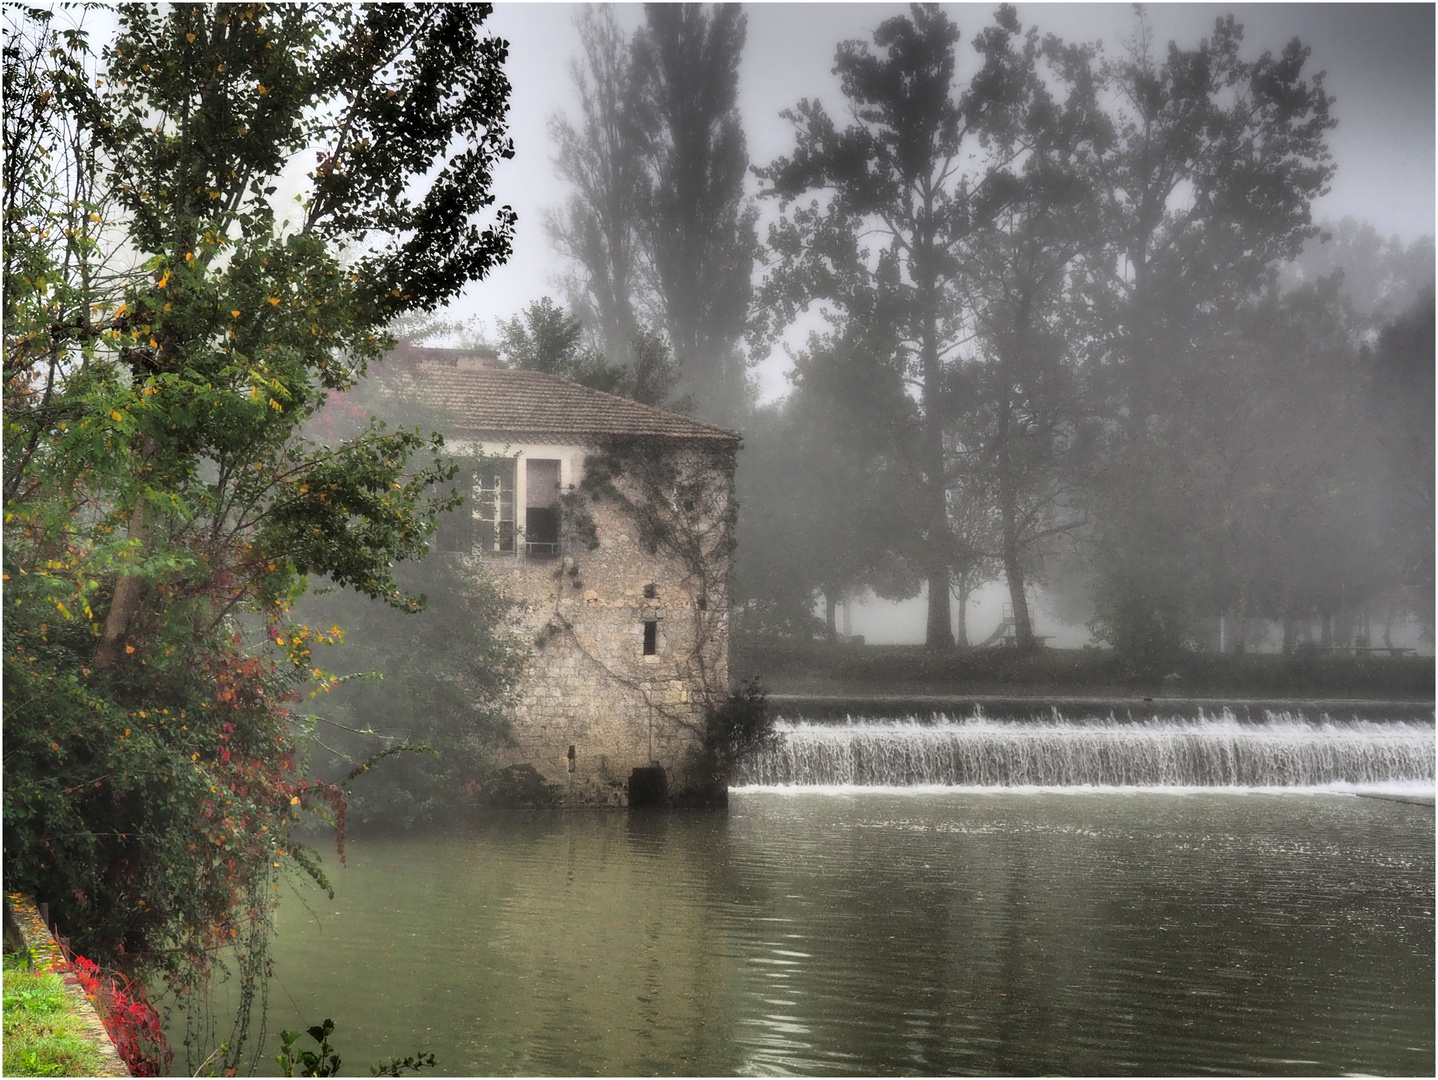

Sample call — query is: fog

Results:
[453,3,1434,651]
[466,1,1435,393]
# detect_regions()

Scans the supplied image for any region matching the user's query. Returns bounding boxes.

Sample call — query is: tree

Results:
[958,35,1104,648]
[1281,217,1436,328]
[734,327,921,641]
[497,296,681,407]
[293,351,530,829]
[758,3,1038,647]
[1076,12,1335,657]
[3,4,514,1065]
[549,3,757,427]
[1370,287,1436,637]
[629,3,757,427]
[547,5,644,367]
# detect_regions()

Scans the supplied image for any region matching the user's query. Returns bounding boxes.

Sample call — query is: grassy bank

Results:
[2,951,109,1078]
[733,638,1435,701]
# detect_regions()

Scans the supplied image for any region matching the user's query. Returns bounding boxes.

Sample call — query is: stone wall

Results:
[4,894,131,1077]
[466,439,733,806]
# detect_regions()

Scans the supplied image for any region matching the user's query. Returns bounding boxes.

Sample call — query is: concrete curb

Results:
[4,893,131,1077]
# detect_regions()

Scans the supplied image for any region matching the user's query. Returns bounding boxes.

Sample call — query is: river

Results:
[216,783,1431,1076]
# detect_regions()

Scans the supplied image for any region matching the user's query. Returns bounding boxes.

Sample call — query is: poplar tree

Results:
[550,3,756,427]
[547,5,644,367]
[630,2,757,427]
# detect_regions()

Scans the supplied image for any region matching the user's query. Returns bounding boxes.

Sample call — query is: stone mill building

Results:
[392,346,740,806]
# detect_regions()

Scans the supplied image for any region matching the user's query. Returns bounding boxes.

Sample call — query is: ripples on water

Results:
[234,791,1434,1077]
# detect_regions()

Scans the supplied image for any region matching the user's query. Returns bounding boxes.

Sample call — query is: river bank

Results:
[733,638,1435,700]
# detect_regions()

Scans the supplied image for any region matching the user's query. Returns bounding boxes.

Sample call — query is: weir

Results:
[734,710,1436,790]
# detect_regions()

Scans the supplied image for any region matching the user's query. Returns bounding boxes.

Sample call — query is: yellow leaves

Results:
[186,32,196,43]
[157,270,171,288]
[267,296,280,306]
[125,644,135,654]
[110,410,123,422]
[231,310,241,318]
[257,84,269,95]
[290,796,300,805]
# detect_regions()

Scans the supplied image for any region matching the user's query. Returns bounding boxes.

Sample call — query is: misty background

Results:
[419,2,1434,650]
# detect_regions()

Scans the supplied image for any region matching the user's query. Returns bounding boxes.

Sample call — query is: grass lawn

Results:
[2,950,109,1078]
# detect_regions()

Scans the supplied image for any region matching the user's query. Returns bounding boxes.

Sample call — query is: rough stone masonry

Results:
[393,346,740,806]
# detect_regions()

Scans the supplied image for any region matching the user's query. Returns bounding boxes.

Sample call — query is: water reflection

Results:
[227,794,1432,1076]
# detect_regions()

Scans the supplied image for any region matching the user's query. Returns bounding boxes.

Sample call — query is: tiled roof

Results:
[392,364,740,444]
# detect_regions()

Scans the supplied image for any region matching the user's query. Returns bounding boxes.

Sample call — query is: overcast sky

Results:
[465,2,1435,399]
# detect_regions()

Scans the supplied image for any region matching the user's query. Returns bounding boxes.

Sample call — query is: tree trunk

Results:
[824,590,837,642]
[94,500,151,668]
[996,394,1034,650]
[1232,583,1251,654]
[955,577,970,649]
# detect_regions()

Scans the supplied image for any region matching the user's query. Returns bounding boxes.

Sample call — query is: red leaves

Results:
[65,952,174,1076]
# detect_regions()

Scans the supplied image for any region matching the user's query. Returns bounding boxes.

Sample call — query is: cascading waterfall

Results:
[734,710,1436,791]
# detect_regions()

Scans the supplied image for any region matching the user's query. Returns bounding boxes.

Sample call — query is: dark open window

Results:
[642,620,657,656]
[525,459,561,557]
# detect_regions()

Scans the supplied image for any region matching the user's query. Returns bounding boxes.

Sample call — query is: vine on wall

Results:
[558,435,765,797]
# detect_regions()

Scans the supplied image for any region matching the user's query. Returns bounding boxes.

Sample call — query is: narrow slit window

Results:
[642,620,657,656]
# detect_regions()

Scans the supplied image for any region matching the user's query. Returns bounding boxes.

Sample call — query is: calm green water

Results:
[220,793,1431,1076]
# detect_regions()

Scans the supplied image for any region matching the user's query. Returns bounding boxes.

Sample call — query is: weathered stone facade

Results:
[397,351,739,806]
[468,441,733,805]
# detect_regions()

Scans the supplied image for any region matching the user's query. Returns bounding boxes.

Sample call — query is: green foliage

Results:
[498,297,681,407]
[294,549,525,829]
[277,1019,341,1077]
[710,677,775,763]
[295,367,527,829]
[276,1017,435,1078]
[3,4,515,1071]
